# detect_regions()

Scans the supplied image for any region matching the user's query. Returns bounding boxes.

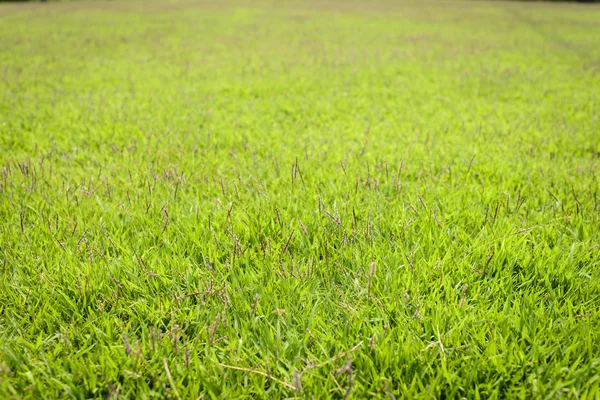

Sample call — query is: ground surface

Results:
[1,0,600,398]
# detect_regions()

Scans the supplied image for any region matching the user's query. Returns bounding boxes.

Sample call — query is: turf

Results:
[1,0,600,398]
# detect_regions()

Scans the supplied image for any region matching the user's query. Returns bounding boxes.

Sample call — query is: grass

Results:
[1,0,600,398]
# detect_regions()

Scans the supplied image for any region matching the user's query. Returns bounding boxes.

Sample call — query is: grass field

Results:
[1,0,600,398]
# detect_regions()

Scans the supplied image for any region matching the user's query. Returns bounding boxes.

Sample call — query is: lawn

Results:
[1,0,600,398]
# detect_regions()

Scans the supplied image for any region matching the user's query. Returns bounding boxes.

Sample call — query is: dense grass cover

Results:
[1,0,600,398]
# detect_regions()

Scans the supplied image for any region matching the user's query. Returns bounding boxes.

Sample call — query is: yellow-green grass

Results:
[1,0,600,397]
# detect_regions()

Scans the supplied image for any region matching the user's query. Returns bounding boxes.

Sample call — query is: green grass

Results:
[1,0,600,398]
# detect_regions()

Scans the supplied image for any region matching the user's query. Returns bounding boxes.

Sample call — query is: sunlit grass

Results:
[1,0,599,397]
